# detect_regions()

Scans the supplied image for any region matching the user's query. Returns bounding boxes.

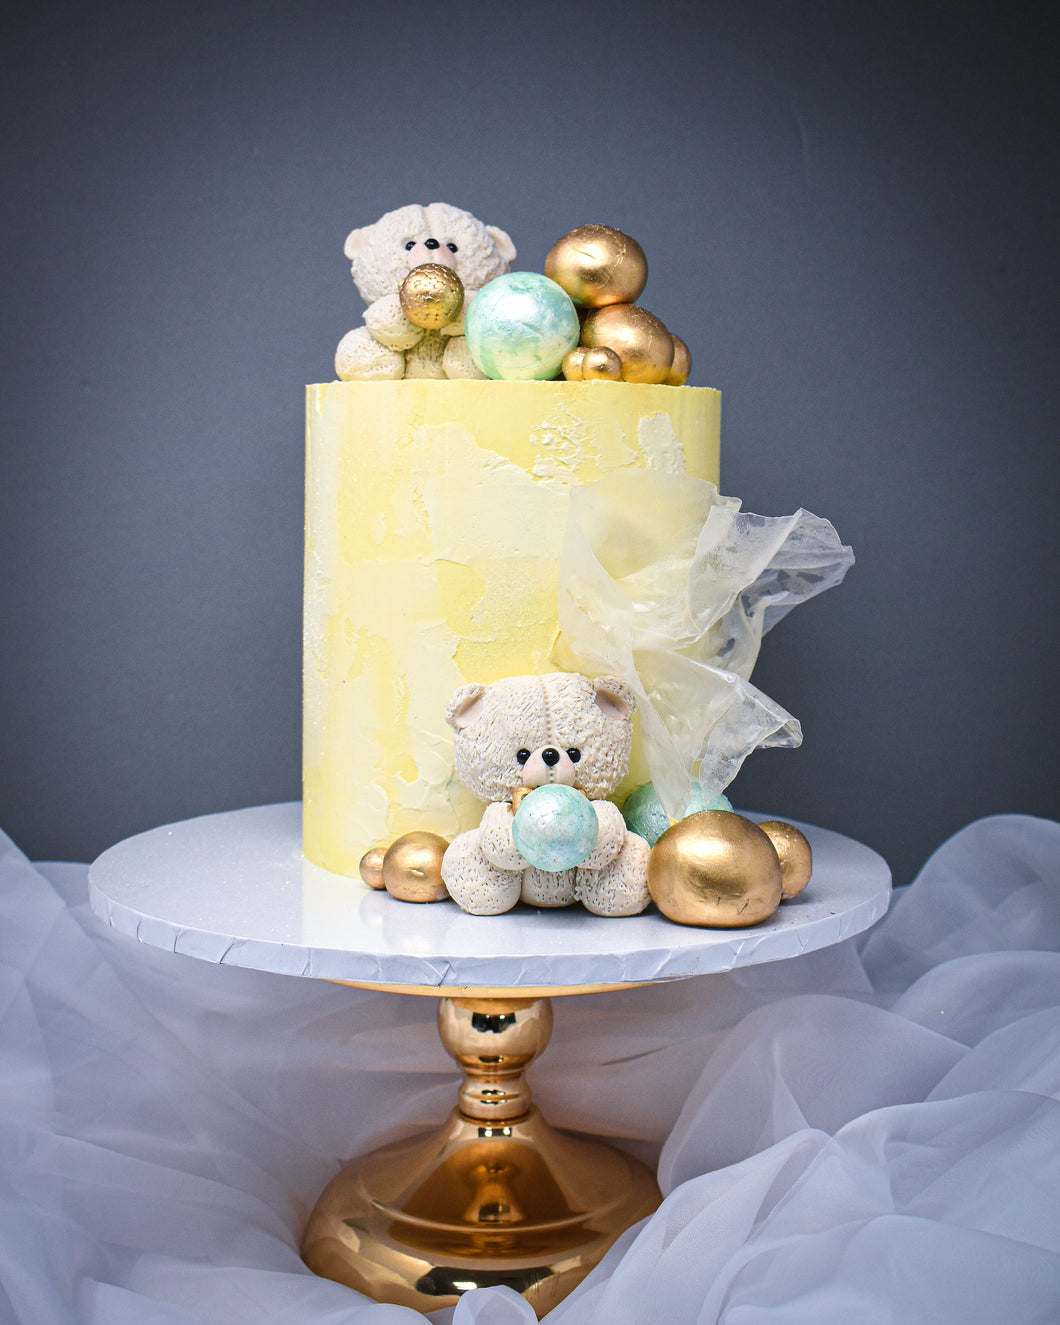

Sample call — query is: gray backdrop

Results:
[2,0,1057,886]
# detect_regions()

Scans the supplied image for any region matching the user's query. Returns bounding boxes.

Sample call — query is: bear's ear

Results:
[344,227,371,260]
[485,225,517,265]
[445,683,487,732]
[593,676,636,721]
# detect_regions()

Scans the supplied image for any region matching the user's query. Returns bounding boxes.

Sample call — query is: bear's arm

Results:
[364,293,425,351]
[478,800,526,871]
[440,285,483,336]
[438,307,466,336]
[578,799,629,869]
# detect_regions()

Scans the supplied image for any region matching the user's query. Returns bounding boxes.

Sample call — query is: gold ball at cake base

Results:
[648,810,783,928]
[399,264,465,331]
[358,846,387,890]
[758,820,813,899]
[581,346,623,381]
[545,224,648,308]
[581,304,674,385]
[381,831,450,903]
[666,334,692,386]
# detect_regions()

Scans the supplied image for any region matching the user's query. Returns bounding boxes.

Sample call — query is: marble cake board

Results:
[89,803,891,1318]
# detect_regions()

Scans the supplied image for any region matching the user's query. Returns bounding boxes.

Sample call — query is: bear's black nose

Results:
[541,747,560,767]
[424,237,440,249]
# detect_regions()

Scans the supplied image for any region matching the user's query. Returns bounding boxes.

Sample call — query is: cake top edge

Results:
[307,379,720,396]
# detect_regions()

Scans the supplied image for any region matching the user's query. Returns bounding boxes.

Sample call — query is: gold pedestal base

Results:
[301,994,660,1317]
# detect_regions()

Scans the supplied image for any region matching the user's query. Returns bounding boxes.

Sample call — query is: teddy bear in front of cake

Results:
[335,202,517,382]
[440,672,651,917]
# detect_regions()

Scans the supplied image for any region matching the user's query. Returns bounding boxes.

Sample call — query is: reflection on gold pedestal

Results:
[301,994,660,1317]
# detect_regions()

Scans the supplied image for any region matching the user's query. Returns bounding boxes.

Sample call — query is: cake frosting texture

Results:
[303,379,720,878]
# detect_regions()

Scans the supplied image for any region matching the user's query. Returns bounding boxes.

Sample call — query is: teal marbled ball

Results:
[621,782,733,847]
[465,272,580,381]
[511,785,598,872]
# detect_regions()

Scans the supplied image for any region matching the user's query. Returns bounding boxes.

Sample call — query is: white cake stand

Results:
[89,802,890,1318]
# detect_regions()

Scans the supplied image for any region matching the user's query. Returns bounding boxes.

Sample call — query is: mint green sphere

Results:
[465,272,580,381]
[512,785,598,872]
[622,782,733,847]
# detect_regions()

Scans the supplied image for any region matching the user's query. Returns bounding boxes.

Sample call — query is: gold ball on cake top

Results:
[666,334,692,386]
[647,810,783,927]
[561,346,588,381]
[757,820,813,899]
[581,304,674,385]
[581,346,623,381]
[545,224,648,308]
[399,264,465,330]
[382,831,450,903]
[358,846,387,890]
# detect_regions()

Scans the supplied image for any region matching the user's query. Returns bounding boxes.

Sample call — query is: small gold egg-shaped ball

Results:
[399,264,465,330]
[545,224,648,308]
[562,346,587,380]
[382,831,450,903]
[581,346,623,381]
[359,846,387,890]
[758,821,813,899]
[666,334,692,386]
[581,304,674,384]
[648,810,783,928]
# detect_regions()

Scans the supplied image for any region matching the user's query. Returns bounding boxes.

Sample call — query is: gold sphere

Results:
[510,785,535,812]
[382,831,450,903]
[562,346,587,381]
[399,264,465,330]
[581,304,674,385]
[544,224,648,308]
[647,810,783,928]
[758,821,813,899]
[666,334,691,386]
[358,846,386,890]
[581,346,623,381]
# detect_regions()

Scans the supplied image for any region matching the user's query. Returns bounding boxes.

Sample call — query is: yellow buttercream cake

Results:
[303,378,720,879]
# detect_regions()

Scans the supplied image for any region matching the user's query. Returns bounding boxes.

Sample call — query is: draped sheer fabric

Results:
[1,815,1058,1323]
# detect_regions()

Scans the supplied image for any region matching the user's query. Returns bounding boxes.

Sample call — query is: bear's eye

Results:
[404,240,416,251]
[515,749,531,766]
[446,242,458,253]
[424,237,439,250]
[566,748,582,763]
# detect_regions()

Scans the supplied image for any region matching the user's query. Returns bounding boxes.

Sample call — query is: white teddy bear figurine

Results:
[335,202,516,382]
[440,673,651,917]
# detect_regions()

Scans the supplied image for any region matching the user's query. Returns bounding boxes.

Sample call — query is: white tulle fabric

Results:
[2,815,1059,1323]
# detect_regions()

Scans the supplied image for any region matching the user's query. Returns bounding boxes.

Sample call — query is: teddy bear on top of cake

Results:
[335,202,689,387]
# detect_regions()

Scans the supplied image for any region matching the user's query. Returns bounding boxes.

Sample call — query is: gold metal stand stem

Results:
[301,994,660,1317]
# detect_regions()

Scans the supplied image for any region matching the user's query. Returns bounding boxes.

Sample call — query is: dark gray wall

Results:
[2,1,1057,885]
